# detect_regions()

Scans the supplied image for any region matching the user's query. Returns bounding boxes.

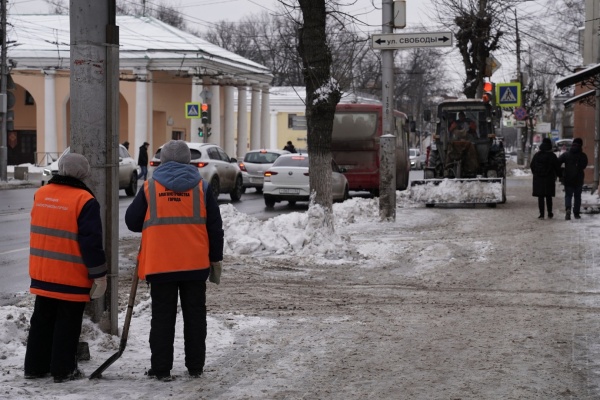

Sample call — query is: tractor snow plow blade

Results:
[409,178,504,206]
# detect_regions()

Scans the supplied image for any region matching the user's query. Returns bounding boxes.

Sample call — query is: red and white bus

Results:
[331,103,410,195]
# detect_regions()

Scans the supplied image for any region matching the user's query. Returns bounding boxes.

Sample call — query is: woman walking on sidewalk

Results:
[530,138,560,219]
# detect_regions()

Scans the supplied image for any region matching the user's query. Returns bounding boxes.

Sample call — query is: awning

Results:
[556,63,600,89]
[564,90,596,107]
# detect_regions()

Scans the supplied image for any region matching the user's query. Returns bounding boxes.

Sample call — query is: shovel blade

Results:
[89,350,123,379]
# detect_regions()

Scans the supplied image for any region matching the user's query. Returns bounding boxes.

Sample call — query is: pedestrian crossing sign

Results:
[185,102,201,119]
[495,83,521,107]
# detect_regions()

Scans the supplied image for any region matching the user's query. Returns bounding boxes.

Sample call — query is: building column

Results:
[190,76,202,143]
[209,80,221,146]
[236,83,248,158]
[270,111,278,149]
[260,84,270,148]
[44,69,57,159]
[223,83,236,157]
[250,83,261,150]
[134,68,149,161]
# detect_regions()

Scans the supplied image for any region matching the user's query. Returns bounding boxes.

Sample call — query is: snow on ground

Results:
[1,162,600,398]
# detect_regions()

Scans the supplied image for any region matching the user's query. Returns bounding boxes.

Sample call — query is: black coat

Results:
[138,145,148,167]
[557,145,588,187]
[530,149,559,197]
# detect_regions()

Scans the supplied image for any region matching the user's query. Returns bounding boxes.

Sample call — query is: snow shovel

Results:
[89,256,140,379]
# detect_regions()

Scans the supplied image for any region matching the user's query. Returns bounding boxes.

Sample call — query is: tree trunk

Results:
[297,0,341,230]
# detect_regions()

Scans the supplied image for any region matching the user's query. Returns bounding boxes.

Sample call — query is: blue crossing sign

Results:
[495,83,521,107]
[185,102,201,119]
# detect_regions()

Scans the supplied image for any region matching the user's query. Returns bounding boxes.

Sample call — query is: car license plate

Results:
[250,177,262,183]
[280,188,300,194]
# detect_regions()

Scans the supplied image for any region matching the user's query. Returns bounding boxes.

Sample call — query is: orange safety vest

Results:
[139,179,210,280]
[29,184,95,302]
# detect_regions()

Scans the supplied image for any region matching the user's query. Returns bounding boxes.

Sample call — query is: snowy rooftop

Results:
[8,15,272,81]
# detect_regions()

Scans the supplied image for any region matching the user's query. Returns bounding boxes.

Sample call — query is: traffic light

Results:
[198,127,203,138]
[201,103,209,124]
[482,81,495,104]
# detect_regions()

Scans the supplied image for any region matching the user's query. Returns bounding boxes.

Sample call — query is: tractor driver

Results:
[449,111,477,140]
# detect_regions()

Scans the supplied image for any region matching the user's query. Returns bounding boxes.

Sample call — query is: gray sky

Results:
[10,0,440,31]
[9,0,553,89]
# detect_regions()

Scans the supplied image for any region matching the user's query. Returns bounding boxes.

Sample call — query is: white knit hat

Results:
[160,140,191,164]
[58,153,91,180]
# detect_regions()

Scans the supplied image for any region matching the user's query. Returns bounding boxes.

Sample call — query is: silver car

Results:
[149,142,243,202]
[238,149,289,193]
[409,148,422,170]
[262,153,349,208]
[42,145,139,196]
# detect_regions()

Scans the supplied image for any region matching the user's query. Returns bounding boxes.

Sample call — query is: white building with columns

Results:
[6,15,273,166]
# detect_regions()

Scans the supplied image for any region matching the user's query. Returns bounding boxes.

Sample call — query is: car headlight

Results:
[42,169,51,177]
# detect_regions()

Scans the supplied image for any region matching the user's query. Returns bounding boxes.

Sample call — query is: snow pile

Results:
[408,179,503,204]
[221,202,363,261]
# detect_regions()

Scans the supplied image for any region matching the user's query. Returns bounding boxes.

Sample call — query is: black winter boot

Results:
[565,211,571,221]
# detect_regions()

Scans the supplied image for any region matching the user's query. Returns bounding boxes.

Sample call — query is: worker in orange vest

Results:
[24,153,107,383]
[125,140,224,381]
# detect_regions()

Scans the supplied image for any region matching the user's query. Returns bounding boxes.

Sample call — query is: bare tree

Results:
[431,0,511,98]
[295,0,342,229]
[115,0,186,30]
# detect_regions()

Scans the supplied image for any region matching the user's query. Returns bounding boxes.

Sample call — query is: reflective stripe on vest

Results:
[139,179,210,280]
[29,184,94,302]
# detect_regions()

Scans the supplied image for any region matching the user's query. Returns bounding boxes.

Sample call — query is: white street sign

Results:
[371,32,453,50]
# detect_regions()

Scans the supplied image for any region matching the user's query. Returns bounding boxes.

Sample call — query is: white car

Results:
[409,148,422,170]
[42,145,139,196]
[262,153,349,208]
[149,142,243,202]
[238,149,290,193]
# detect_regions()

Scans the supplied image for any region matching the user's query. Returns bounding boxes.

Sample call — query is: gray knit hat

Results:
[58,153,91,180]
[160,140,191,164]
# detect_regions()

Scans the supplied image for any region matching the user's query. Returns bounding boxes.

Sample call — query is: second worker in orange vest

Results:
[125,140,224,381]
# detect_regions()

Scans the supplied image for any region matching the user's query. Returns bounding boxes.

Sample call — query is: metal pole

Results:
[380,0,396,221]
[0,0,7,182]
[595,89,599,192]
[514,8,524,166]
[106,0,119,336]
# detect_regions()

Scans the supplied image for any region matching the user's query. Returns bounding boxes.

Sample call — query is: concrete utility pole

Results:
[70,0,120,335]
[0,0,7,182]
[379,0,396,221]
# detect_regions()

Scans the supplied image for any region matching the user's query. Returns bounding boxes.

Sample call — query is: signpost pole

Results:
[379,0,396,221]
[0,0,7,182]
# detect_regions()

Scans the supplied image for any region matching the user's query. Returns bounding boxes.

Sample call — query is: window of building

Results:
[25,91,35,106]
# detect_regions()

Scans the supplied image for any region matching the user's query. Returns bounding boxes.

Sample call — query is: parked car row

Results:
[42,142,353,208]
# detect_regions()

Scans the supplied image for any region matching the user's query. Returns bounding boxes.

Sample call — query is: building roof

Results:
[8,14,272,83]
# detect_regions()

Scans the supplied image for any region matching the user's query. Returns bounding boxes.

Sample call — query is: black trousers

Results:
[24,295,86,377]
[537,196,553,216]
[149,280,207,373]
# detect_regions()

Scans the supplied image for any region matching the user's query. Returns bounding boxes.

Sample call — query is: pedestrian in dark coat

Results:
[283,141,297,153]
[138,142,150,181]
[530,138,560,219]
[557,137,588,220]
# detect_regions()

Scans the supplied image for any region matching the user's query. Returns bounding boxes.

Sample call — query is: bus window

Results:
[332,112,378,140]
